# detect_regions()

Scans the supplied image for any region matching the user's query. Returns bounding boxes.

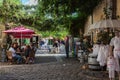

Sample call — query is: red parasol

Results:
[3,26,35,38]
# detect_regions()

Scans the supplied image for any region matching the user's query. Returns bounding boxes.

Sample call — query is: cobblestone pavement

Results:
[0,55,111,80]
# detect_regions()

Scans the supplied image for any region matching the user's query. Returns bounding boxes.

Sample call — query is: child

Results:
[107,55,115,80]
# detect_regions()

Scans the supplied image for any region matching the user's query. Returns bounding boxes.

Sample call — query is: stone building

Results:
[0,23,6,60]
[84,0,119,43]
[0,24,6,47]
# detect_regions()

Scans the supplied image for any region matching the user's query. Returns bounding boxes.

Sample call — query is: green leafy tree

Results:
[0,0,102,37]
[0,0,23,23]
[36,0,102,36]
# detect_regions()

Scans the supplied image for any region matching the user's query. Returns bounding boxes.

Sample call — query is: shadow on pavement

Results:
[34,56,57,64]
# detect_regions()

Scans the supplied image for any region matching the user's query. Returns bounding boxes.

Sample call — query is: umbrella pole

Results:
[21,32,22,48]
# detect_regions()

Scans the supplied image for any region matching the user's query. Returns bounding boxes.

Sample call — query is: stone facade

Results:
[84,0,106,35]
[0,24,6,46]
[0,24,6,59]
[84,0,120,43]
[116,0,120,18]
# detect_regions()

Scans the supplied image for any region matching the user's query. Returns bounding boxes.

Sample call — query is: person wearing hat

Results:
[109,30,120,80]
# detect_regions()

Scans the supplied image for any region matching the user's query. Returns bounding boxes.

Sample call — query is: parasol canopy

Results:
[3,26,35,38]
[89,19,120,31]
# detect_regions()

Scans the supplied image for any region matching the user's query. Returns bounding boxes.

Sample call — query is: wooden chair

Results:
[6,51,15,64]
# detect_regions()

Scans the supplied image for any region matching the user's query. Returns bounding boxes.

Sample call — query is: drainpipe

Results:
[90,13,93,45]
[91,13,93,24]
[112,0,117,19]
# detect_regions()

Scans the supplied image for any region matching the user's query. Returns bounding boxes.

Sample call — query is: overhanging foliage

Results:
[0,0,102,37]
[36,0,102,36]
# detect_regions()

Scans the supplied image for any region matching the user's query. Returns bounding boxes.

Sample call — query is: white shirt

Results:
[110,36,120,51]
[9,47,16,57]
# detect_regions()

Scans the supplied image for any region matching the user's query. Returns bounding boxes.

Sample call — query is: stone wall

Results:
[0,24,6,60]
[116,0,120,19]
[84,0,106,35]
[84,0,120,43]
[0,24,6,45]
[84,0,120,35]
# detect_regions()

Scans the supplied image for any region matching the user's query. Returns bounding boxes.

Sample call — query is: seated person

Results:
[24,45,33,64]
[9,43,22,64]
[16,47,21,55]
[21,43,26,52]
[16,47,25,56]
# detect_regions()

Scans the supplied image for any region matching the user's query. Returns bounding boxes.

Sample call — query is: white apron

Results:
[97,45,109,66]
[92,44,100,56]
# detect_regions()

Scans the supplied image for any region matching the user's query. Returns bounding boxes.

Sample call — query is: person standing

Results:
[107,55,116,80]
[65,36,69,58]
[6,35,12,50]
[109,30,120,80]
[53,40,59,53]
[24,45,32,64]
